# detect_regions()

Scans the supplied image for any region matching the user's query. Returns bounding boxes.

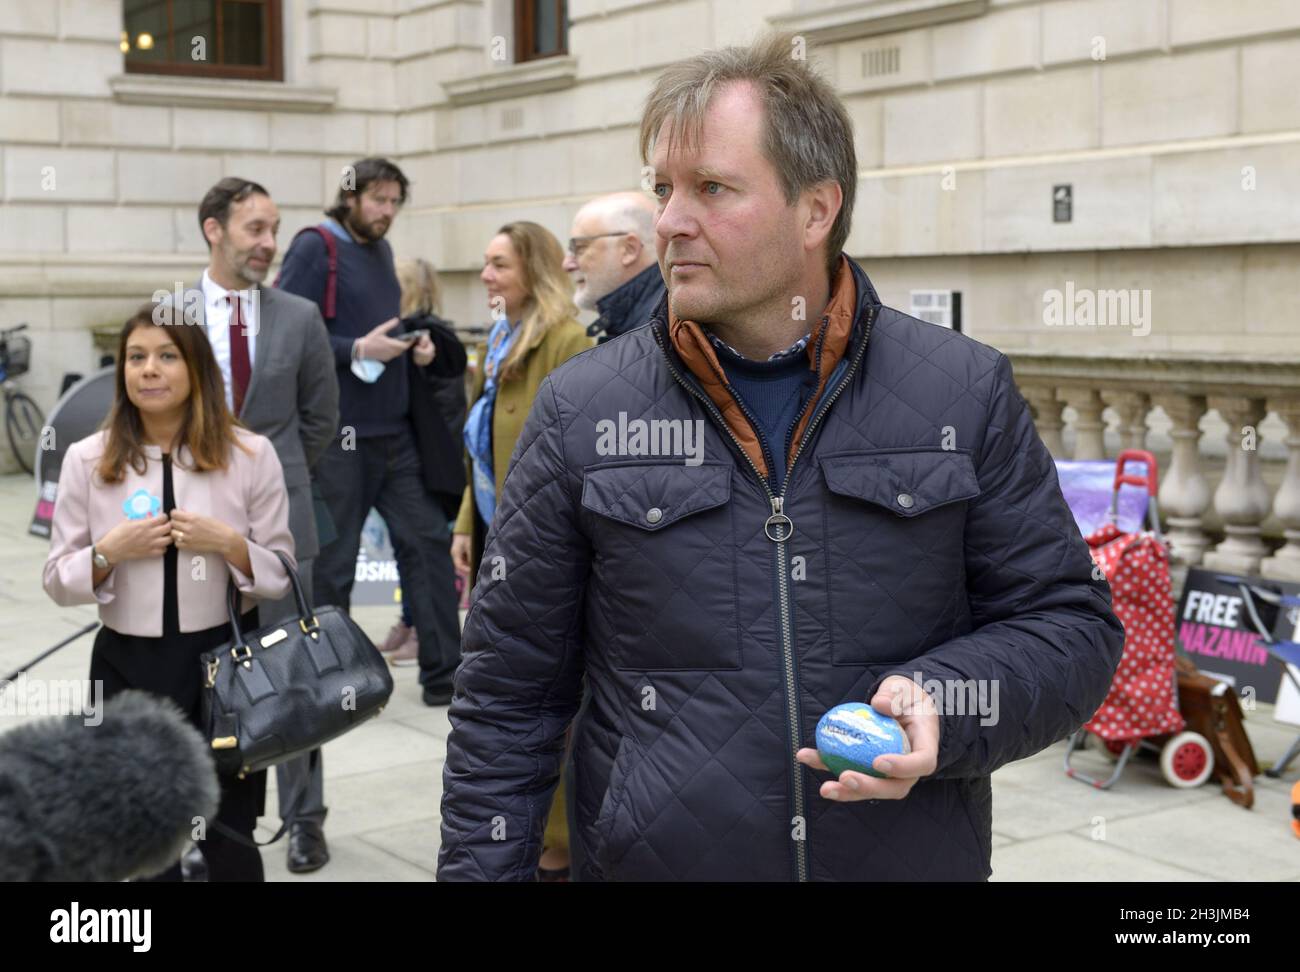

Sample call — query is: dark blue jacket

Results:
[438,256,1124,881]
[588,262,666,344]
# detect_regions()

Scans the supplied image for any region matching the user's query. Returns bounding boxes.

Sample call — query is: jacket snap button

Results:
[505,403,515,413]
[646,507,663,524]
[897,492,914,509]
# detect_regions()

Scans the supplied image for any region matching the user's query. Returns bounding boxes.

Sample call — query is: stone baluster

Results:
[1152,393,1211,568]
[1059,385,1106,460]
[1101,390,1150,451]
[1203,396,1272,576]
[1260,398,1300,582]
[1020,383,1065,458]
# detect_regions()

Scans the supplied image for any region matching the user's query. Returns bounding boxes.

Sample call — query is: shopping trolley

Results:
[1065,449,1217,790]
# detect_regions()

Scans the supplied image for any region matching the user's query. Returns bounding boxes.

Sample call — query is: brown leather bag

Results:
[1174,654,1259,808]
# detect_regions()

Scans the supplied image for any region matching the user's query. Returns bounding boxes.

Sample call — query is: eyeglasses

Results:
[567,231,632,257]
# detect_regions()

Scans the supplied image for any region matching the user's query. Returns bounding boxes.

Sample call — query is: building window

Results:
[910,290,962,332]
[514,0,568,63]
[122,0,283,81]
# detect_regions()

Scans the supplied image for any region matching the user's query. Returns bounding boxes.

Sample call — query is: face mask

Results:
[350,357,385,383]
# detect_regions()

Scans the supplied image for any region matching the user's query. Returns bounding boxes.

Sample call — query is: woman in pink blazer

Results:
[43,302,295,882]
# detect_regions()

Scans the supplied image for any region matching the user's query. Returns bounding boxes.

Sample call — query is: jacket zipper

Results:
[651,308,875,881]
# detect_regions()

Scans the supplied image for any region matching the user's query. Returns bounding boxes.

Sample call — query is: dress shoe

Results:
[422,687,453,706]
[286,821,330,874]
[537,845,570,882]
[379,618,413,653]
[389,629,420,667]
[180,842,208,882]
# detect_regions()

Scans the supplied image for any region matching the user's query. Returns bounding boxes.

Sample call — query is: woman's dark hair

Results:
[96,303,249,484]
[325,157,409,222]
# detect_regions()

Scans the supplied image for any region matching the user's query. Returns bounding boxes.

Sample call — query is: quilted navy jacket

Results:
[438,257,1124,881]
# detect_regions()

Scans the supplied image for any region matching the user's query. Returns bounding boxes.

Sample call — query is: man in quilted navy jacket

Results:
[438,34,1125,882]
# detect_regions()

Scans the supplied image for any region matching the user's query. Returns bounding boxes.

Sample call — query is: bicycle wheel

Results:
[5,389,44,476]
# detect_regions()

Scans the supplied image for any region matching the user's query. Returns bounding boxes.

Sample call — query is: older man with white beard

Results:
[562,191,666,343]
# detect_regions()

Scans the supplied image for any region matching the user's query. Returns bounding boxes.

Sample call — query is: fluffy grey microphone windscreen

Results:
[0,689,221,882]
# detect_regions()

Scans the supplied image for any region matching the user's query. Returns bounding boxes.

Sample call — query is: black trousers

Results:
[90,612,267,883]
[313,424,462,692]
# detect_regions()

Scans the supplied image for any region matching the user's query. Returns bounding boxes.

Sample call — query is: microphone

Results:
[0,689,220,882]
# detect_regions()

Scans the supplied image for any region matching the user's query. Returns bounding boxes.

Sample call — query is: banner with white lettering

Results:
[1174,567,1300,704]
[352,509,401,606]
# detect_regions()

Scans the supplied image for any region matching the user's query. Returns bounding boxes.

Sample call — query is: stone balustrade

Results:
[1010,352,1300,585]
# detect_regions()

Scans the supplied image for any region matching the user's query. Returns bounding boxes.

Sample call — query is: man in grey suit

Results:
[195,178,340,874]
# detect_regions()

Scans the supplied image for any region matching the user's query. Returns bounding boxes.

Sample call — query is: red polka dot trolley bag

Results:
[1064,449,1217,791]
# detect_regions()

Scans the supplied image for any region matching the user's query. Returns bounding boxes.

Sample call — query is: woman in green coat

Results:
[451,220,592,880]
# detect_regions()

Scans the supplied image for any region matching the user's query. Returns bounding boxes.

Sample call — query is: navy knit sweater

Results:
[712,342,817,491]
[278,221,405,438]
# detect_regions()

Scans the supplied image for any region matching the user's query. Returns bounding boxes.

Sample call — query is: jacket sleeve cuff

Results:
[227,542,293,601]
[47,546,118,607]
[92,557,119,606]
[331,334,356,367]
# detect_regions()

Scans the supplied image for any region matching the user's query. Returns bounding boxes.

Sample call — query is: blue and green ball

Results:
[815,703,910,778]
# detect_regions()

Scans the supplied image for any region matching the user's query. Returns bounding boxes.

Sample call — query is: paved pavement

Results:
[2,471,1297,881]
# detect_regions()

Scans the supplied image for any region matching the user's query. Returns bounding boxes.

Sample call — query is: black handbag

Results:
[200,552,394,782]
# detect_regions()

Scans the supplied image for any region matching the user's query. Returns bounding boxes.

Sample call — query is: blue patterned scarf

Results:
[463,317,517,525]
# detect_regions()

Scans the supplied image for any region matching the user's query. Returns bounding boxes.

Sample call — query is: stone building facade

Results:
[2,0,1298,577]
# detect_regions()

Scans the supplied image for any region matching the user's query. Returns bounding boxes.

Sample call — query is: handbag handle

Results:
[225,550,314,647]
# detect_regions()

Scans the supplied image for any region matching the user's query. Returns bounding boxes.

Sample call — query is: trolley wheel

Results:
[5,389,44,476]
[1160,732,1214,788]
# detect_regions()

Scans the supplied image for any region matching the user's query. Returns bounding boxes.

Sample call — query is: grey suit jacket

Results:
[195,282,339,562]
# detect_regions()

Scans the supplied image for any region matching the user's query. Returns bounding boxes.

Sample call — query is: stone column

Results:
[1059,385,1106,460]
[1101,390,1150,451]
[1203,396,1272,576]
[1152,393,1211,568]
[1020,383,1065,458]
[1261,398,1300,582]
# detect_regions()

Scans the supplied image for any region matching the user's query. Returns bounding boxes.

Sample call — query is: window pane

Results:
[534,0,565,56]
[123,0,171,65]
[221,0,266,66]
[171,0,217,64]
[125,0,277,75]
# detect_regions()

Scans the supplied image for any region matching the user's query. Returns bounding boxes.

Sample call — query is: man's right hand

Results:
[451,532,472,577]
[354,317,410,363]
[96,513,173,565]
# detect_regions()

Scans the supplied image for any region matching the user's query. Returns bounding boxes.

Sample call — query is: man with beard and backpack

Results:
[278,158,464,871]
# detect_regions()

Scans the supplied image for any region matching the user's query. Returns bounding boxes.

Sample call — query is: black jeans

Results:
[313,424,461,692]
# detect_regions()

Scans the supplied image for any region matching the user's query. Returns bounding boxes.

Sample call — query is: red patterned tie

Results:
[228,294,251,416]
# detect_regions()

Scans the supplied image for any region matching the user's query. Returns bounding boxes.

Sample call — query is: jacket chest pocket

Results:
[818,449,980,666]
[580,461,740,671]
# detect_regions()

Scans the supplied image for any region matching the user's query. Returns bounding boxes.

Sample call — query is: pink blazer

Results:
[43,428,296,637]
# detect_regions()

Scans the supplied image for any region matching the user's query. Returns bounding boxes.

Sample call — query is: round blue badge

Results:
[123,489,162,520]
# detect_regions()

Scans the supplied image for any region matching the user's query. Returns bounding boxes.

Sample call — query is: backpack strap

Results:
[276,225,338,322]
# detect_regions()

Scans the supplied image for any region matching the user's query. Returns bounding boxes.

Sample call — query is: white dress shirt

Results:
[201,269,259,414]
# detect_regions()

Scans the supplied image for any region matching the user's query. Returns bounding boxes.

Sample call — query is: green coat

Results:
[454,320,593,537]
